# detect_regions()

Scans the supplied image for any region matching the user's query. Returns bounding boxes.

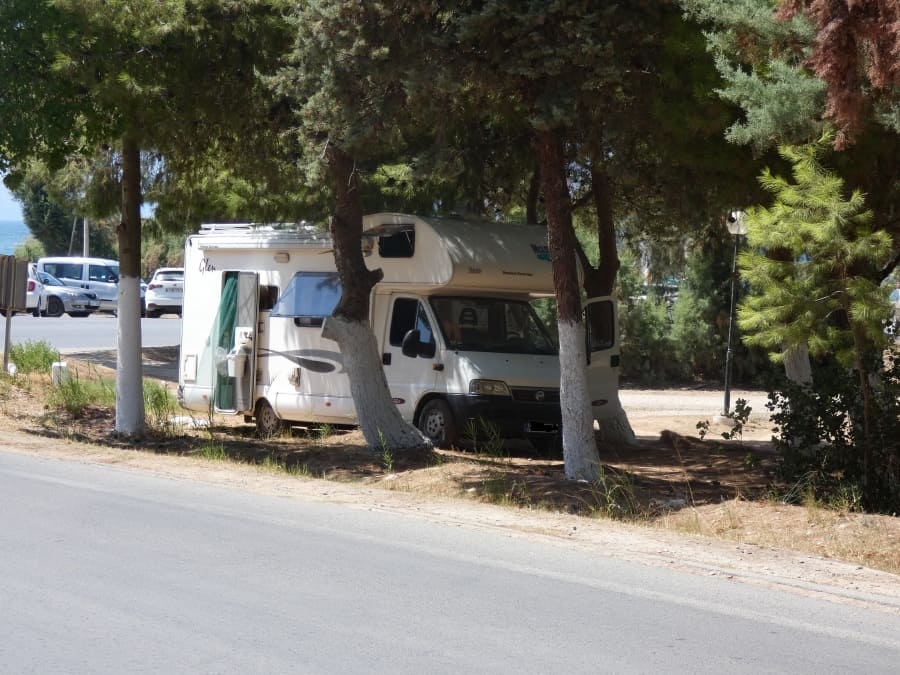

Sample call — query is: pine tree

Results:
[738,136,892,486]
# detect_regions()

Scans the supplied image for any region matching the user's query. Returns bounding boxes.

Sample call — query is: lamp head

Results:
[726,210,747,236]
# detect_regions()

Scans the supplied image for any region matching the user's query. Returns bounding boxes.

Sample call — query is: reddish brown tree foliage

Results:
[779,0,900,148]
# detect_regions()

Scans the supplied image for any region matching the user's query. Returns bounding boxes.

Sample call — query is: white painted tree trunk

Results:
[322,315,430,452]
[116,275,144,437]
[558,320,602,481]
[782,343,813,386]
[597,396,638,447]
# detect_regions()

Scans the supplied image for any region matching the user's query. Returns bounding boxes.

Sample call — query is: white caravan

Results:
[177,213,619,448]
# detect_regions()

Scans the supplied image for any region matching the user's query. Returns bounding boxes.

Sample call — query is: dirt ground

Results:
[2,349,899,612]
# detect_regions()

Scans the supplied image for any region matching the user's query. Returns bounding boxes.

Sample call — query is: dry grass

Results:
[2,353,898,576]
[662,500,900,575]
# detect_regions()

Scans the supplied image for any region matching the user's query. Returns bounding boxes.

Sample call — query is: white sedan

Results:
[144,267,183,318]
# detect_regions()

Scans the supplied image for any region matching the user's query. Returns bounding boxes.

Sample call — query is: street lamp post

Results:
[723,210,747,417]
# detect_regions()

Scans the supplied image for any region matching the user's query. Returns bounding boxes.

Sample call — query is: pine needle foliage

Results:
[739,135,897,509]
[738,136,892,367]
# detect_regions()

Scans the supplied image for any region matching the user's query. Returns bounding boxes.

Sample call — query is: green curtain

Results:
[214,274,238,409]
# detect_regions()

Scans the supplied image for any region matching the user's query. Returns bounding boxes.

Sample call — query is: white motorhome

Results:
[177,213,619,448]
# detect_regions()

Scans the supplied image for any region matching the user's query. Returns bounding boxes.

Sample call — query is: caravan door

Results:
[213,271,259,414]
[377,293,438,421]
[584,296,620,421]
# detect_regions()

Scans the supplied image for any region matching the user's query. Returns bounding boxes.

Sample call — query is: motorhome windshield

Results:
[431,296,557,355]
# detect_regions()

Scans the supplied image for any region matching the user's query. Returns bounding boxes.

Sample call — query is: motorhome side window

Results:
[586,300,615,351]
[389,298,434,347]
[378,228,415,258]
[270,272,342,326]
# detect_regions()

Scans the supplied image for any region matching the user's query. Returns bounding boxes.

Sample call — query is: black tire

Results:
[417,399,460,448]
[0,309,11,317]
[255,399,287,438]
[45,296,65,317]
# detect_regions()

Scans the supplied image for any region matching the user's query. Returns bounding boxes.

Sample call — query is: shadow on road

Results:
[64,345,179,382]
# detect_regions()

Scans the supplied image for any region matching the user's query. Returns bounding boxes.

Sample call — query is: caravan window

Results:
[270,272,342,326]
[378,228,415,258]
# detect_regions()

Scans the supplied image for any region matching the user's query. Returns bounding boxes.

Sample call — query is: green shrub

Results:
[618,294,674,383]
[48,376,115,418]
[8,340,59,375]
[767,352,900,513]
[144,379,178,434]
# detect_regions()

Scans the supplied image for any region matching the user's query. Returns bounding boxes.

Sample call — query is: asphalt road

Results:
[2,450,898,674]
[0,313,181,352]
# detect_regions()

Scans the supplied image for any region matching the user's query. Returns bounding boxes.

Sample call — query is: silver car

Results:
[36,271,101,317]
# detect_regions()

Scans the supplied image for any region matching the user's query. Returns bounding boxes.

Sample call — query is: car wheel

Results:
[45,296,64,317]
[255,399,287,438]
[417,399,459,448]
[32,307,40,317]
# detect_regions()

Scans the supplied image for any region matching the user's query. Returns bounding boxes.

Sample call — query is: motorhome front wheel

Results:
[418,399,459,448]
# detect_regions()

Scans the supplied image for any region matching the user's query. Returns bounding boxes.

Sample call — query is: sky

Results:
[0,184,23,221]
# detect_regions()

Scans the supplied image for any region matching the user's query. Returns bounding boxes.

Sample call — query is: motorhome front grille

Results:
[510,387,560,404]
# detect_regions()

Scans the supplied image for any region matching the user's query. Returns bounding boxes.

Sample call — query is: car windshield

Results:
[430,296,557,355]
[37,272,65,287]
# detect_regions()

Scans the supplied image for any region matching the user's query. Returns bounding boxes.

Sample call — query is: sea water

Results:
[0,220,30,256]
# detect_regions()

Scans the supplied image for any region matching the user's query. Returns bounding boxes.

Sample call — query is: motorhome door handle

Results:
[382,353,392,365]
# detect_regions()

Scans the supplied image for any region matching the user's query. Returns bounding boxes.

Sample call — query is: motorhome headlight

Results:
[469,379,511,397]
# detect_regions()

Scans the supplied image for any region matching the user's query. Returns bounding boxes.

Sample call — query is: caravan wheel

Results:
[255,399,287,438]
[417,399,460,449]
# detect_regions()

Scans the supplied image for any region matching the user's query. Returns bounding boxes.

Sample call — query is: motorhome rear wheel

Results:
[255,399,287,438]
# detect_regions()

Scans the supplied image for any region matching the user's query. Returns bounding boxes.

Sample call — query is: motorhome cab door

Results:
[584,296,620,419]
[213,271,259,415]
[377,293,438,420]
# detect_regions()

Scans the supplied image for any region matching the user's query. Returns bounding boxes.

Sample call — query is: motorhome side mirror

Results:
[401,329,422,358]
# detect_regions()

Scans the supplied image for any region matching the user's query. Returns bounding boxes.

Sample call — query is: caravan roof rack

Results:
[199,221,318,233]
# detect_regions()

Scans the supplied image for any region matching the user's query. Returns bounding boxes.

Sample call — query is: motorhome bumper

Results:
[445,394,562,437]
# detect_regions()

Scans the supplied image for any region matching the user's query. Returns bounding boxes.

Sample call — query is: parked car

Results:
[25,263,43,316]
[36,256,120,313]
[144,267,183,317]
[35,271,101,317]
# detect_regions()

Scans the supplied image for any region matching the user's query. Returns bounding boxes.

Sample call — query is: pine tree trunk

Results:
[598,399,638,446]
[587,163,636,447]
[115,135,145,438]
[322,315,429,451]
[535,129,601,481]
[324,144,430,453]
